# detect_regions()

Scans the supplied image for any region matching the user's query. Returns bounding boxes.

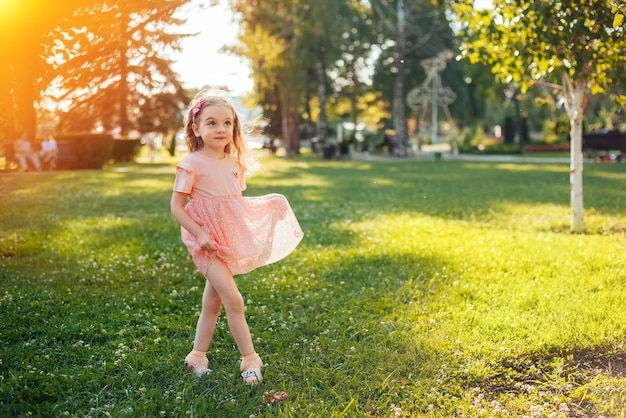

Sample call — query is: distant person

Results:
[13,131,41,172]
[142,133,157,162]
[40,133,58,170]
[170,89,303,384]
[384,130,396,156]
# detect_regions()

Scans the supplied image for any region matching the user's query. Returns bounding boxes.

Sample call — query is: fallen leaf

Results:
[265,391,289,404]
[274,391,288,401]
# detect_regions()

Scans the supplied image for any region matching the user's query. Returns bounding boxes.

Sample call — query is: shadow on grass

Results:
[455,344,626,417]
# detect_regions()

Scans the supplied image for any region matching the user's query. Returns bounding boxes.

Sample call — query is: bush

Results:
[457,125,489,152]
[458,141,522,155]
[523,142,570,153]
[55,133,113,169]
[112,138,142,162]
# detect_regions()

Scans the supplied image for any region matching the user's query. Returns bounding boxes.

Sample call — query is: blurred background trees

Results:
[1,0,624,160]
[1,0,91,141]
[49,0,189,137]
[229,0,624,154]
[0,0,189,145]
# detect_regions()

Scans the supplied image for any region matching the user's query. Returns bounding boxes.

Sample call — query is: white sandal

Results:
[185,350,212,377]
[240,353,263,384]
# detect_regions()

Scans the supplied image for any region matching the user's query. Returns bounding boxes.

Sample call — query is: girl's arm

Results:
[171,191,217,251]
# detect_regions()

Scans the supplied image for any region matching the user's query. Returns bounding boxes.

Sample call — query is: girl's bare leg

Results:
[204,259,255,357]
[204,259,263,383]
[185,279,222,376]
[193,279,222,352]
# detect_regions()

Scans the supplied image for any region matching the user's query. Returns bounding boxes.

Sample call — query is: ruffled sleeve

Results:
[174,160,195,194]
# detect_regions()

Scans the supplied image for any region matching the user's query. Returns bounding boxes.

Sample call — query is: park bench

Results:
[2,134,117,171]
[582,131,625,162]
[54,140,79,169]
[2,140,78,171]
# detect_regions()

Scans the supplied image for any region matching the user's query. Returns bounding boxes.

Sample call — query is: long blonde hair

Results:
[184,89,255,173]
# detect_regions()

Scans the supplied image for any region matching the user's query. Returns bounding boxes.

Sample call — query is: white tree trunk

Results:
[561,74,586,233]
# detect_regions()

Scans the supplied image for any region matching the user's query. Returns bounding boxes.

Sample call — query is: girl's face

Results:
[192,104,235,156]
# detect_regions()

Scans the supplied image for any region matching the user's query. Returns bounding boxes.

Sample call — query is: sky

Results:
[171,1,253,95]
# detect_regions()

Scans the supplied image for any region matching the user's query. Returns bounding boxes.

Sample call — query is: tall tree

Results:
[0,0,89,142]
[455,0,626,232]
[370,0,456,153]
[49,0,190,136]
[329,1,378,138]
[232,0,373,154]
[297,0,365,143]
[231,0,305,156]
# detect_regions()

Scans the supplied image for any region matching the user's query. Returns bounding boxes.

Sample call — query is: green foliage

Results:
[233,0,475,143]
[458,124,487,146]
[1,154,625,417]
[370,0,467,116]
[612,0,626,27]
[542,114,573,144]
[233,0,377,146]
[455,0,626,94]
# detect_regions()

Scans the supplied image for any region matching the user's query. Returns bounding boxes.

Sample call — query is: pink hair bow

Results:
[192,98,208,124]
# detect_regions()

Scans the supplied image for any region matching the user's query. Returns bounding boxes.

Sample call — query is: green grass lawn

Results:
[1,152,625,417]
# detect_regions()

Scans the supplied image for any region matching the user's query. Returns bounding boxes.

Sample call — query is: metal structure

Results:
[406,50,457,151]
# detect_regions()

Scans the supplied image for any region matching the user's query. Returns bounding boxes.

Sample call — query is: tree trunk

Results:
[316,58,328,142]
[350,80,360,147]
[562,74,586,233]
[119,9,130,137]
[281,89,293,158]
[289,115,299,156]
[280,85,300,158]
[304,83,313,141]
[15,68,37,139]
[392,0,408,156]
[10,46,38,139]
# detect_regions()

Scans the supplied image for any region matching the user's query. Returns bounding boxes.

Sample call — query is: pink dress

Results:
[174,152,303,276]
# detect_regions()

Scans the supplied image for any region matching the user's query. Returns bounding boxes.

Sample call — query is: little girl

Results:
[171,89,303,384]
